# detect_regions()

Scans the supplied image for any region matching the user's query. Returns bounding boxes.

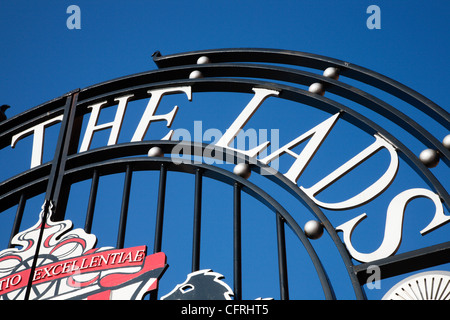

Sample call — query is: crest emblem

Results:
[0,201,167,300]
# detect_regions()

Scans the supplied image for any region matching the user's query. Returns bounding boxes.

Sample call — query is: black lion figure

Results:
[161,269,234,300]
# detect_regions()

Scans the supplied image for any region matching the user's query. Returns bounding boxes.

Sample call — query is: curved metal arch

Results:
[0,163,51,211]
[61,153,337,299]
[0,95,68,150]
[7,50,443,166]
[152,48,450,129]
[71,76,450,213]
[63,140,366,299]
[74,62,449,164]
[156,62,449,165]
[2,62,446,205]
[2,49,446,167]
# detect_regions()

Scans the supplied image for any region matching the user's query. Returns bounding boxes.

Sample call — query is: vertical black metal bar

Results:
[25,93,77,300]
[24,200,51,300]
[45,90,80,221]
[233,182,242,300]
[150,163,167,301]
[153,163,167,254]
[276,213,289,300]
[8,193,26,248]
[117,165,133,249]
[192,168,203,272]
[84,169,99,234]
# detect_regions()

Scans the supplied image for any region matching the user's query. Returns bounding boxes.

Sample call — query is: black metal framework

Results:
[0,48,448,300]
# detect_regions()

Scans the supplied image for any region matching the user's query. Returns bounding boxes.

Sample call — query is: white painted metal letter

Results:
[336,188,450,263]
[131,87,192,142]
[260,113,339,183]
[11,115,64,168]
[215,88,279,158]
[79,94,133,152]
[301,134,399,210]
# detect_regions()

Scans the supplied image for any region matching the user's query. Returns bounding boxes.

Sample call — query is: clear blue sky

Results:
[0,1,449,300]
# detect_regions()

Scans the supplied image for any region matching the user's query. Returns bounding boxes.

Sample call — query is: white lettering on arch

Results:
[336,188,450,263]
[301,134,399,210]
